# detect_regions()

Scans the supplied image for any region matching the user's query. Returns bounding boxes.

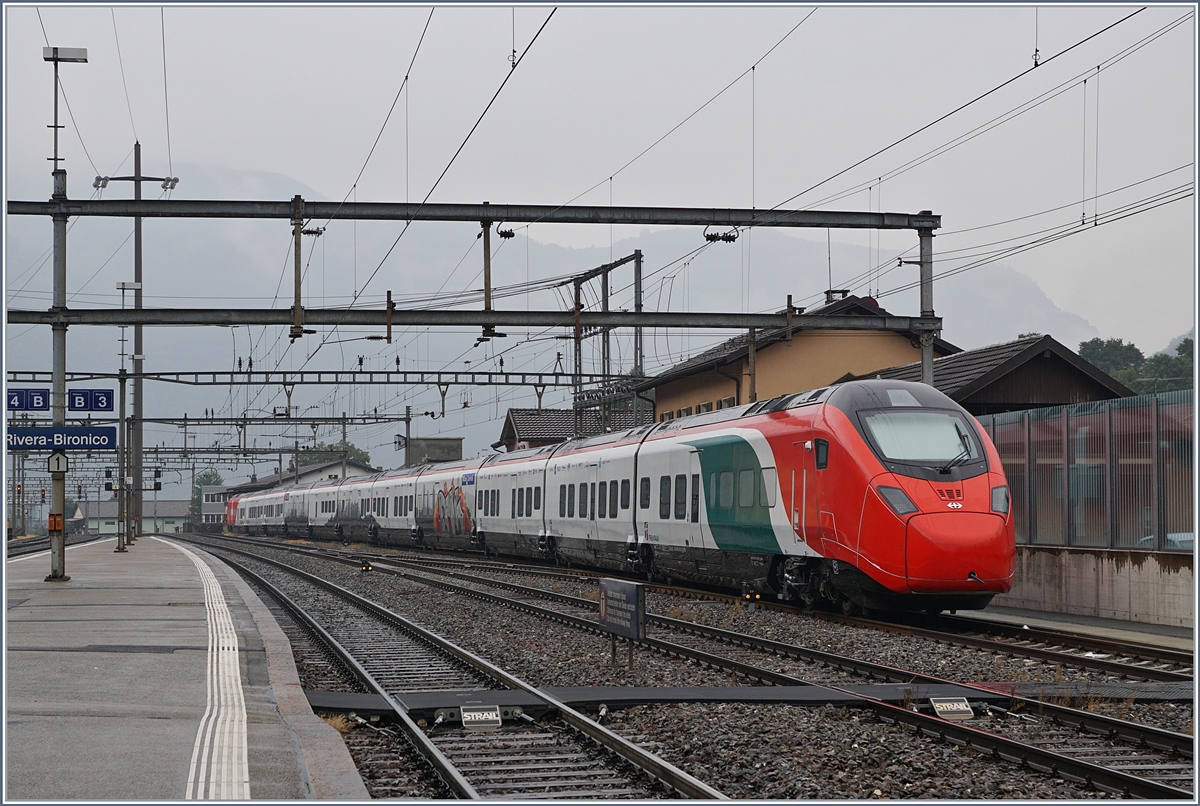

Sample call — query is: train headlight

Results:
[991,485,1009,515]
[877,486,919,516]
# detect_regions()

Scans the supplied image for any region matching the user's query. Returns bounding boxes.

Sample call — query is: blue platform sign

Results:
[598,578,647,640]
[91,390,113,411]
[68,390,91,411]
[7,389,50,411]
[68,389,115,412]
[7,427,117,452]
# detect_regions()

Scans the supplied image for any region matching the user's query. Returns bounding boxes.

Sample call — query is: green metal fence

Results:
[976,389,1193,551]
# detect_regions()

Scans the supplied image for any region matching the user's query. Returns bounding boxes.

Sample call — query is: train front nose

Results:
[906,512,1014,593]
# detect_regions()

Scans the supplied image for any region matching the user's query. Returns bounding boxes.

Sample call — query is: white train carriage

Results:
[474,445,557,558]
[413,458,486,550]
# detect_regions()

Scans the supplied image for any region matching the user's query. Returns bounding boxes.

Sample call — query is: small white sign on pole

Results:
[46,451,69,473]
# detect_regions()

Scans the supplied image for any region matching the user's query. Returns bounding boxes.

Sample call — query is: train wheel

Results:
[840,595,860,617]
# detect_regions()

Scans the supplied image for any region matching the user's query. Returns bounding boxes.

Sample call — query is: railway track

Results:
[321,542,1193,684]
[192,536,1194,797]
[342,550,1194,798]
[198,540,724,800]
[6,533,107,558]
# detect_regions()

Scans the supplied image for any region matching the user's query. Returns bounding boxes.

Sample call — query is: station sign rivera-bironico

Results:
[7,427,117,452]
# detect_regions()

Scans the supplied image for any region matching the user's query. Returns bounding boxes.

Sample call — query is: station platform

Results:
[5,535,368,801]
[966,604,1194,653]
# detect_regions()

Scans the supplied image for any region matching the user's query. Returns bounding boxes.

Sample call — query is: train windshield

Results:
[859,409,982,466]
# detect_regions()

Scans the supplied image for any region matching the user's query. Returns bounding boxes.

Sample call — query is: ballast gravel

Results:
[202,538,1189,799]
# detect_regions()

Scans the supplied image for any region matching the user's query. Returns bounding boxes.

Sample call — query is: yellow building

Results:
[638,294,958,421]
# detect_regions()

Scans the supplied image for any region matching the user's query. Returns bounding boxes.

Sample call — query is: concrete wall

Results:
[993,545,1194,628]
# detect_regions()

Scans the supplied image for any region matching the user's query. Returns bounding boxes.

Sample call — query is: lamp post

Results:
[96,143,178,540]
[43,45,88,581]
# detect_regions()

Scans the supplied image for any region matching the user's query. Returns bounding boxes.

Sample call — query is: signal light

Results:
[77,485,82,497]
[41,489,46,503]
[361,562,373,573]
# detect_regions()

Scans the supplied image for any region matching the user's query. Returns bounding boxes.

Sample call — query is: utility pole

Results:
[95,142,177,540]
[917,213,936,386]
[341,413,347,480]
[115,368,127,552]
[44,46,87,580]
[633,250,644,425]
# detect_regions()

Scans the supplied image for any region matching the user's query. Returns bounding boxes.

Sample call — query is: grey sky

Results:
[4,4,1196,486]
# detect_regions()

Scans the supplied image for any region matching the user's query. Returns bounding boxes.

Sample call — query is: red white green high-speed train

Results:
[228,379,1016,613]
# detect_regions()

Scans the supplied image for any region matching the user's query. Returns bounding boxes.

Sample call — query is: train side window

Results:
[640,477,651,510]
[477,490,483,510]
[759,468,777,508]
[511,489,517,518]
[559,485,567,518]
[719,471,734,508]
[674,474,687,519]
[659,476,671,520]
[533,487,540,510]
[578,483,587,519]
[492,489,498,517]
[568,484,576,518]
[815,439,829,470]
[518,487,525,518]
[590,483,596,520]
[609,482,619,517]
[621,479,631,510]
[598,481,608,518]
[739,469,755,507]
[691,473,700,522]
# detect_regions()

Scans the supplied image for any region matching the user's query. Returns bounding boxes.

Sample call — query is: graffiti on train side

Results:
[433,482,473,536]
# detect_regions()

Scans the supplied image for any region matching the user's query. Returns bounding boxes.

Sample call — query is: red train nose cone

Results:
[906,512,1014,593]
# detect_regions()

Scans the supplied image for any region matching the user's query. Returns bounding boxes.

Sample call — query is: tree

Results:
[1078,337,1145,376]
[288,440,371,472]
[192,469,225,519]
[1136,338,1193,394]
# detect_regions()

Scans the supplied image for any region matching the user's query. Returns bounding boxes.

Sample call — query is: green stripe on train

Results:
[683,434,782,554]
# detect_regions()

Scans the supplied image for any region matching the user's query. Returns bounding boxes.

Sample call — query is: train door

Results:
[685,449,707,559]
[582,463,599,562]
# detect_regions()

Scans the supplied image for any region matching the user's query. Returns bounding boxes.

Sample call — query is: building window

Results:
[697,402,714,413]
[677,407,692,418]
[659,411,674,422]
[717,396,736,410]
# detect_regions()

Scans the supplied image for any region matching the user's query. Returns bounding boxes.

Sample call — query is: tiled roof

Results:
[847,334,1134,399]
[636,295,959,390]
[505,408,650,442]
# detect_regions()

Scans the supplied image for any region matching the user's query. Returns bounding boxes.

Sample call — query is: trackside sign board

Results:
[598,578,646,641]
[7,427,117,452]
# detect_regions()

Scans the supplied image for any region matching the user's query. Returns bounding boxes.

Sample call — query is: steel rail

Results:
[353,554,1192,799]
[211,551,478,798]
[812,612,1192,683]
[191,538,726,800]
[365,553,1195,759]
